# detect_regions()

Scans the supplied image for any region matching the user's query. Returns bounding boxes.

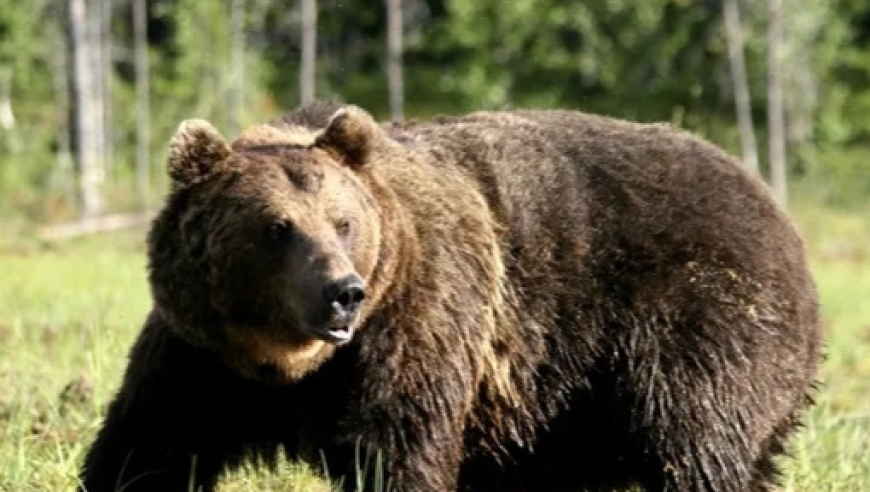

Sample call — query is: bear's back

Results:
[400,109,817,368]
[404,108,804,278]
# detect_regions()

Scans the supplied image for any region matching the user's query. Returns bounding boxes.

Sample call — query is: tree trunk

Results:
[768,0,787,205]
[88,0,106,183]
[99,0,113,179]
[0,67,15,131]
[299,0,317,104]
[386,0,404,121]
[0,66,19,155]
[48,23,76,208]
[228,0,246,136]
[133,0,151,209]
[69,0,103,217]
[722,0,759,174]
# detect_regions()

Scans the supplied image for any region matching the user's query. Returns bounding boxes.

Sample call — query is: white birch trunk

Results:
[229,0,246,136]
[0,67,15,131]
[386,0,404,121]
[722,0,759,174]
[299,0,317,104]
[768,0,788,205]
[48,26,76,206]
[88,0,106,183]
[99,0,113,178]
[133,0,151,209]
[70,0,103,217]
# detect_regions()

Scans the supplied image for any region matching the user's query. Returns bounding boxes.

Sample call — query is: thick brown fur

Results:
[78,100,823,492]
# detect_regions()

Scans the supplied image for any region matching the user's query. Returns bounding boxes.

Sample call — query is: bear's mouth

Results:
[307,324,354,345]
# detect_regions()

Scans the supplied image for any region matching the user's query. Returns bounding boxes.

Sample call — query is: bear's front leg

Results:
[328,422,466,492]
[78,314,265,492]
[333,342,477,492]
[379,431,466,492]
[78,426,226,492]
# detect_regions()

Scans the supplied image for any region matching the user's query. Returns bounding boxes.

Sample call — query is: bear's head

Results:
[148,105,396,383]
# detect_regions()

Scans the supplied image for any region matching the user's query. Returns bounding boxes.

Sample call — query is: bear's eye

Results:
[335,218,352,237]
[268,220,295,241]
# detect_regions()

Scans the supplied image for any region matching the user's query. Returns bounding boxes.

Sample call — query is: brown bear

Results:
[77,100,822,492]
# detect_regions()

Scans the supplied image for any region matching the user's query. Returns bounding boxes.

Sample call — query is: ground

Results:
[0,198,867,492]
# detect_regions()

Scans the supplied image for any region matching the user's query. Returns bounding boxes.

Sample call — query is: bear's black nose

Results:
[325,275,366,317]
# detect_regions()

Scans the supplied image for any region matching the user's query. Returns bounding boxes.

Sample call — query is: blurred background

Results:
[0,1,868,491]
[1,0,869,225]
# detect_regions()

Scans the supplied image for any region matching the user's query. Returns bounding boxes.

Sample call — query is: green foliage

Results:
[813,0,870,143]
[0,1,65,208]
[0,0,869,214]
[408,1,720,113]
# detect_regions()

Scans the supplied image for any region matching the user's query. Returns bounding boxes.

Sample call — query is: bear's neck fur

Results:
[351,168,421,330]
[340,140,546,457]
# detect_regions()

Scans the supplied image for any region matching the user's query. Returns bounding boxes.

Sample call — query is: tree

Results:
[0,67,14,131]
[299,0,316,104]
[386,0,404,121]
[228,0,246,136]
[69,0,104,217]
[133,0,151,209]
[768,0,787,205]
[722,0,759,173]
[47,7,75,207]
[96,0,112,180]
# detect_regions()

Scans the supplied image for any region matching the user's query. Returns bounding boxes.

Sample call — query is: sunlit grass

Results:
[0,201,868,491]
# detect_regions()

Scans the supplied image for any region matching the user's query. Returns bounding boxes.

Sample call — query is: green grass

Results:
[1,202,868,492]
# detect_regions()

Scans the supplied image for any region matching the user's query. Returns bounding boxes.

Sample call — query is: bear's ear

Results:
[314,105,383,169]
[167,118,232,187]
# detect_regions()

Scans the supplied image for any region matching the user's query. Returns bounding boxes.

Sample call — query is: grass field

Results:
[1,201,868,491]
